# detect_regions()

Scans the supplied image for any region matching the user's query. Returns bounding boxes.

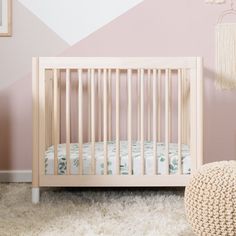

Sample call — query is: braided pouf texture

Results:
[185,161,236,236]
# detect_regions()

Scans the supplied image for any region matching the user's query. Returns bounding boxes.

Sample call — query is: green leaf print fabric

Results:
[45,141,191,175]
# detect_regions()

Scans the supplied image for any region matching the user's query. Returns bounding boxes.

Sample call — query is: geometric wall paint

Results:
[0,1,69,90]
[18,0,144,45]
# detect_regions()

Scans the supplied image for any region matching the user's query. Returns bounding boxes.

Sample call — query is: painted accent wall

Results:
[0,0,236,171]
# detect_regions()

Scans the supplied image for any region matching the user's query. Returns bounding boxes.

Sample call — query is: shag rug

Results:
[0,184,193,236]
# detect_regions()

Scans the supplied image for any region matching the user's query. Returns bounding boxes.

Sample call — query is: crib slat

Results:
[45,76,49,148]
[108,69,112,140]
[128,69,132,175]
[116,69,120,175]
[103,69,108,175]
[190,67,197,172]
[66,69,71,175]
[98,69,102,142]
[182,69,186,144]
[140,69,145,175]
[137,69,140,141]
[185,69,189,144]
[169,70,172,142]
[91,69,96,175]
[78,69,83,175]
[32,57,39,187]
[45,74,52,149]
[39,68,46,176]
[147,69,151,141]
[88,70,91,141]
[178,69,182,174]
[58,73,61,145]
[152,69,157,175]
[165,69,169,175]
[49,77,53,148]
[96,70,99,141]
[186,70,190,145]
[157,69,161,142]
[53,69,58,175]
[182,70,185,143]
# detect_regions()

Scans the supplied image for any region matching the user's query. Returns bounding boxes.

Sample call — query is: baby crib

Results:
[32,57,203,203]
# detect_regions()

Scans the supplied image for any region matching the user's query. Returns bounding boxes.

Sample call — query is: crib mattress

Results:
[45,141,191,175]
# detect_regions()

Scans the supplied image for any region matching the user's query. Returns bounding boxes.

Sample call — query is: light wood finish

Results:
[140,69,145,175]
[182,70,187,144]
[48,75,53,147]
[137,69,140,141]
[103,69,108,175]
[39,57,199,69]
[178,69,182,174]
[152,69,157,175]
[197,58,203,168]
[45,71,53,149]
[187,74,190,145]
[39,65,46,177]
[169,70,172,142]
[116,69,120,175]
[78,69,83,175]
[147,69,151,141]
[0,0,12,36]
[53,69,58,175]
[157,69,161,142]
[91,69,96,175]
[66,69,71,175]
[87,70,91,141]
[165,69,169,175]
[127,69,132,175]
[182,69,190,145]
[190,66,197,173]
[182,71,185,144]
[40,175,190,187]
[32,58,39,187]
[98,69,102,141]
[96,70,99,141]
[58,73,61,145]
[44,73,49,148]
[108,69,112,140]
[33,57,203,197]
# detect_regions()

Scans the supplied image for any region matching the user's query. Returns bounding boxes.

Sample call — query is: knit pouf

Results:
[185,161,236,236]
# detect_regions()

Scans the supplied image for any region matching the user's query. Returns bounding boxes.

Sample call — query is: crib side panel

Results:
[32,57,39,187]
[197,57,203,168]
[35,57,202,186]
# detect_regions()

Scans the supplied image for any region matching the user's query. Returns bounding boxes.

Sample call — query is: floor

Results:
[0,183,193,236]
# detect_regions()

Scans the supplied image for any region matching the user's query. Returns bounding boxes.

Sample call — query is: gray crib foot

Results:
[32,187,40,204]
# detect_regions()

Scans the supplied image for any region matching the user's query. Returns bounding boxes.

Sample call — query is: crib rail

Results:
[32,57,203,187]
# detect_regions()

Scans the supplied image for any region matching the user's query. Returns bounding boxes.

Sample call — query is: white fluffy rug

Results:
[0,184,193,236]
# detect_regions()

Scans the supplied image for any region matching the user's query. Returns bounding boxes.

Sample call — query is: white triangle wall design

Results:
[18,0,143,46]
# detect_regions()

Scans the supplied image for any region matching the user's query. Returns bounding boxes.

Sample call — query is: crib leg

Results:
[32,187,40,204]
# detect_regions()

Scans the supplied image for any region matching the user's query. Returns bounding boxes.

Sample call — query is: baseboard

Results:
[0,170,32,182]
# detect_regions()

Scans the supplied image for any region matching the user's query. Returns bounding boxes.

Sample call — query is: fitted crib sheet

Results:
[45,141,191,175]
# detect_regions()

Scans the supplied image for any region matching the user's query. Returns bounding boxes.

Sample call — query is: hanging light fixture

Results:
[215,0,236,89]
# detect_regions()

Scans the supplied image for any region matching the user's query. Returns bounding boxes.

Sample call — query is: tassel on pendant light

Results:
[215,0,236,89]
[215,23,236,89]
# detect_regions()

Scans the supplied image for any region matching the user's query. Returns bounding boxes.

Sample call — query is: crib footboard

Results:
[32,57,203,196]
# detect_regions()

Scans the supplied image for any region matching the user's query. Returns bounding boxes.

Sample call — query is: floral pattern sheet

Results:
[45,141,191,175]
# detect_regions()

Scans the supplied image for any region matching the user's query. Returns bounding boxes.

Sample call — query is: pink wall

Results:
[1,0,236,170]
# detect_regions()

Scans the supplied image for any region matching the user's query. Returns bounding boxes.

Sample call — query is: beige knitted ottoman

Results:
[185,161,236,236]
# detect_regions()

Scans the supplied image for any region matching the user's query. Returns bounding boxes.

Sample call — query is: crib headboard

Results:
[32,57,203,185]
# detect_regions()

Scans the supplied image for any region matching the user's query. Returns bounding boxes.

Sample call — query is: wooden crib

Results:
[32,57,203,203]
